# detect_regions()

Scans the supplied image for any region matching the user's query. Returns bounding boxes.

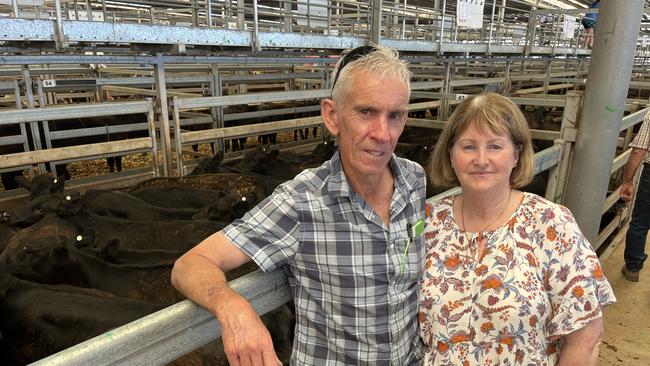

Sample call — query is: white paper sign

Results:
[457,0,485,29]
[562,15,577,40]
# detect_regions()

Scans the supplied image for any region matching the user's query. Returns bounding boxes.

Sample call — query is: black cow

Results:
[14,173,66,199]
[233,146,305,181]
[65,212,227,252]
[188,151,243,176]
[0,270,166,365]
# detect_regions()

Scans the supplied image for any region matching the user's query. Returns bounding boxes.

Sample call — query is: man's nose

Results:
[369,115,390,143]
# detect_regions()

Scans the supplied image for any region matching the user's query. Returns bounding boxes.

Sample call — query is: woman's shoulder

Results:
[425,195,455,222]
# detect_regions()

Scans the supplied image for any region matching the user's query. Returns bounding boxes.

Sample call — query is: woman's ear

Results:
[321,98,339,136]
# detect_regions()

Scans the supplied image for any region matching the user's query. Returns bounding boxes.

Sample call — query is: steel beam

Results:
[563,0,645,246]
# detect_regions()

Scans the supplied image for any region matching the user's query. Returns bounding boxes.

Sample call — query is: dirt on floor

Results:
[598,227,650,365]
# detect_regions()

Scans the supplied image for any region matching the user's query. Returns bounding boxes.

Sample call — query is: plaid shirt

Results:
[630,111,650,164]
[224,151,426,365]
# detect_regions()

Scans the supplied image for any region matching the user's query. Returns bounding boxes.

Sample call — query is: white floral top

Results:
[419,192,616,365]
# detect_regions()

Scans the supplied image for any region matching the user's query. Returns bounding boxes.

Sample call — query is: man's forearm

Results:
[171,254,243,318]
[623,147,647,184]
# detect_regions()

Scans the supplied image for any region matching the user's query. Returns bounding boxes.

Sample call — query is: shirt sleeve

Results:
[223,183,301,272]
[629,111,650,150]
[542,204,616,340]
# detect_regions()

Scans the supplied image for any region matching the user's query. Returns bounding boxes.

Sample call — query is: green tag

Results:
[411,220,425,239]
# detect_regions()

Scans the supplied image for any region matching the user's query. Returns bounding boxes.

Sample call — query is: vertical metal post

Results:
[252,0,260,51]
[401,0,407,39]
[237,0,245,30]
[563,0,644,245]
[543,60,551,94]
[11,0,19,17]
[545,91,582,203]
[207,0,212,28]
[438,0,446,55]
[54,0,68,48]
[85,0,92,20]
[502,59,512,96]
[440,62,451,120]
[283,1,292,32]
[487,0,497,55]
[13,81,31,174]
[210,63,225,154]
[525,6,538,56]
[153,55,173,176]
[21,67,46,174]
[101,0,107,22]
[370,0,382,44]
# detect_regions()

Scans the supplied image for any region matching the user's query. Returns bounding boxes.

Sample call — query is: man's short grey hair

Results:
[330,45,411,105]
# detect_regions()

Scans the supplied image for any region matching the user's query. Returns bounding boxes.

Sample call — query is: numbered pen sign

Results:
[457,0,485,29]
[42,79,56,88]
[455,94,469,100]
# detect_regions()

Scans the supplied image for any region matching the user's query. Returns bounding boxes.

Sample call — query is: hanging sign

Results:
[562,15,577,40]
[457,0,485,29]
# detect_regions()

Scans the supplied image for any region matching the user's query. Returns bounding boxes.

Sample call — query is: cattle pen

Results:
[1,0,650,365]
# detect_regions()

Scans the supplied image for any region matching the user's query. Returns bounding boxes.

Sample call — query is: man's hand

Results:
[218,292,282,366]
[620,182,636,202]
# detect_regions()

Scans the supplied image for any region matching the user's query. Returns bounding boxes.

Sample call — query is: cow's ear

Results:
[14,176,31,190]
[269,149,280,158]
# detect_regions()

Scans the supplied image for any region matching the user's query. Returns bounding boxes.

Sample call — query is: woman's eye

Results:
[462,145,475,150]
[489,144,503,150]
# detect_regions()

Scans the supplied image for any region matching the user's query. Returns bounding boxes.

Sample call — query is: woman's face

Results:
[450,122,519,196]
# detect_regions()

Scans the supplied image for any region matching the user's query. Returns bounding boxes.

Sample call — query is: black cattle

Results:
[76,237,182,267]
[188,151,243,176]
[130,173,273,201]
[306,141,338,166]
[80,190,203,222]
[65,212,227,252]
[0,223,17,256]
[14,173,65,199]
[1,192,81,227]
[130,186,228,209]
[0,214,183,303]
[0,270,167,365]
[232,146,305,181]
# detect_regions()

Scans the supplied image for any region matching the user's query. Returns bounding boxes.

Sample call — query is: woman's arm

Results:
[558,317,603,366]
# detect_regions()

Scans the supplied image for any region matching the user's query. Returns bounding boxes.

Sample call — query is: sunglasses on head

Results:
[330,45,377,96]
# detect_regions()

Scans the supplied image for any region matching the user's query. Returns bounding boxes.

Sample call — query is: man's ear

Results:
[321,98,339,136]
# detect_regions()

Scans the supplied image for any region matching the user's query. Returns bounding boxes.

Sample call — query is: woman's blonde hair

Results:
[428,92,534,188]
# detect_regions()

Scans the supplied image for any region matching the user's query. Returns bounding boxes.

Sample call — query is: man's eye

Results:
[389,112,403,120]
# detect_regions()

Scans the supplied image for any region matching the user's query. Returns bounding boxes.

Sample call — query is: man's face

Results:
[326,70,409,181]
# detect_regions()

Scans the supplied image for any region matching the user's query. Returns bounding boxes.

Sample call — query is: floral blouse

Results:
[419,192,616,365]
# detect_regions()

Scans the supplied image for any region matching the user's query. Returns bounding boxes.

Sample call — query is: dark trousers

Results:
[625,164,650,271]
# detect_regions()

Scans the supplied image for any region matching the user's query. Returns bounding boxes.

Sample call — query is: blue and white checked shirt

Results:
[224,151,426,365]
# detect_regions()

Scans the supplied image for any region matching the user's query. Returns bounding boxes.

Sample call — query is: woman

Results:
[419,93,615,365]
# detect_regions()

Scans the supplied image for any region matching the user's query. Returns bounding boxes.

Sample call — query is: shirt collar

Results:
[326,150,418,201]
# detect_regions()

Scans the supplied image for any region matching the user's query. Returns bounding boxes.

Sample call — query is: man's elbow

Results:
[170,253,192,291]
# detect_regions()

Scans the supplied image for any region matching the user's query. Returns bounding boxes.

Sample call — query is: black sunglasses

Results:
[330,45,377,96]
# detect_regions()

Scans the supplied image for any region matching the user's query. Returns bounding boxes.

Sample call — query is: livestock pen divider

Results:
[0,99,160,176]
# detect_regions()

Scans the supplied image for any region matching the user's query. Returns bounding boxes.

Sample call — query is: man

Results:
[171,45,426,365]
[620,110,650,282]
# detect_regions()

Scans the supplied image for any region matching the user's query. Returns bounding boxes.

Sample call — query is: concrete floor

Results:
[598,227,650,365]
